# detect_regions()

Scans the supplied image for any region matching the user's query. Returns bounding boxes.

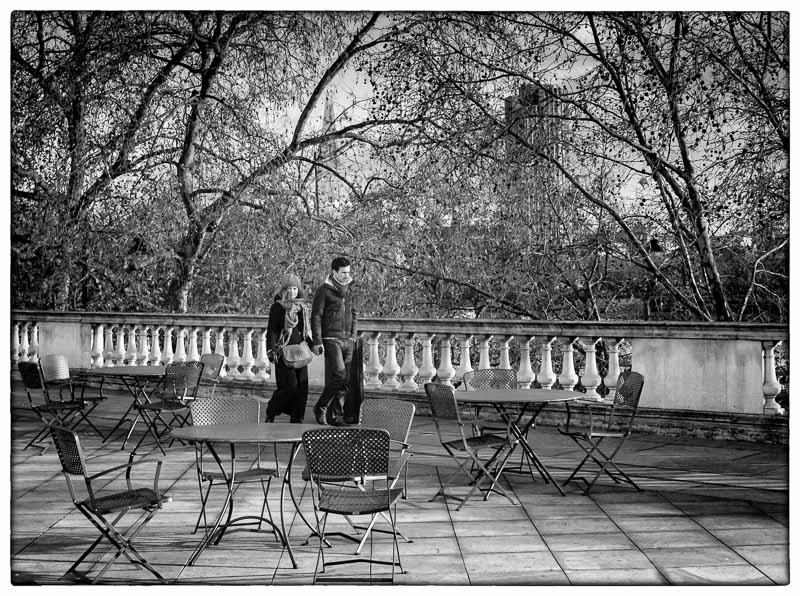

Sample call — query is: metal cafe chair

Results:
[48,425,171,583]
[558,370,645,494]
[17,360,84,453]
[349,398,415,552]
[132,361,204,454]
[199,353,225,397]
[424,382,517,510]
[39,354,107,440]
[302,427,405,584]
[188,396,279,538]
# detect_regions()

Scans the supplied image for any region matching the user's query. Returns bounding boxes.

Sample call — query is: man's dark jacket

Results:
[310,276,357,347]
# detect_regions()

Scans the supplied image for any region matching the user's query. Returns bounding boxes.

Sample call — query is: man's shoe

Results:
[313,405,328,426]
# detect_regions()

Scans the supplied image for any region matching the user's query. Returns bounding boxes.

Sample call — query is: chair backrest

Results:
[359,398,415,448]
[40,354,72,383]
[463,368,518,391]
[18,361,44,390]
[199,353,225,380]
[614,371,644,410]
[424,382,462,421]
[164,361,204,399]
[49,425,87,478]
[303,427,390,482]
[190,396,260,426]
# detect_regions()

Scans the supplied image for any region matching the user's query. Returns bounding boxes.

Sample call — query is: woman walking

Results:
[266,274,312,422]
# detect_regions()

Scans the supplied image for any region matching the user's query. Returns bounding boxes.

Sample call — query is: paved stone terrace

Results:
[9,383,789,586]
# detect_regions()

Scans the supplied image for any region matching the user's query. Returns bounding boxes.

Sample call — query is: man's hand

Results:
[312,344,323,356]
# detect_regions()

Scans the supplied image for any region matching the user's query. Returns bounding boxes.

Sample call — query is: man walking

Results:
[310,256,358,425]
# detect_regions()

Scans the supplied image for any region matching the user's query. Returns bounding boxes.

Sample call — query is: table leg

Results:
[496,403,567,496]
[103,376,149,447]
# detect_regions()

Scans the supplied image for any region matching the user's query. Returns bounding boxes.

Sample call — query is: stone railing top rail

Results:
[11,310,788,342]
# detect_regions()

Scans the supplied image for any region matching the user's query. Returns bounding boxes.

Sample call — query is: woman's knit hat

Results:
[278,273,304,298]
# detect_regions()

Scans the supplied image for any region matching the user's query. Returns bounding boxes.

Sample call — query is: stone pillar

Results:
[214,328,227,377]
[517,336,535,389]
[477,335,492,371]
[240,329,255,378]
[151,327,163,366]
[537,337,557,389]
[453,335,474,385]
[577,336,602,400]
[436,336,456,387]
[399,334,419,392]
[762,340,785,415]
[187,328,201,362]
[173,327,188,363]
[364,333,383,389]
[603,338,623,401]
[558,338,579,391]
[418,334,437,386]
[498,335,513,370]
[254,329,269,380]
[381,333,401,390]
[163,327,176,365]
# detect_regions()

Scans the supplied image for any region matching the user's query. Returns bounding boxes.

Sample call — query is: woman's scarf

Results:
[279,298,311,343]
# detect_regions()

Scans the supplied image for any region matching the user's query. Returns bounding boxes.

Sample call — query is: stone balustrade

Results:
[10,311,788,416]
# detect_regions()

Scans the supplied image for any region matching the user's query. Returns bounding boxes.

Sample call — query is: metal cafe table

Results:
[455,388,580,496]
[85,365,166,449]
[169,422,326,569]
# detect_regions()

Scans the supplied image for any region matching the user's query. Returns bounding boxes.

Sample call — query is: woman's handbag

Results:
[279,341,314,369]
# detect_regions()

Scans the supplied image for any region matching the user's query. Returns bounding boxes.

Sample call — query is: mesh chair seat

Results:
[443,432,509,452]
[141,399,190,412]
[199,466,278,483]
[83,487,166,515]
[319,486,404,516]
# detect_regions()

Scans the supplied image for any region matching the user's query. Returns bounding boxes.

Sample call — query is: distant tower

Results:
[313,92,345,214]
[503,82,571,245]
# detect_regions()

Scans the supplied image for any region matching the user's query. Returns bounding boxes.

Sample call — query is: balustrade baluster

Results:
[380,334,401,390]
[498,335,513,371]
[453,335,474,384]
[188,328,201,362]
[103,326,117,366]
[173,328,188,363]
[254,329,269,380]
[436,336,456,386]
[226,329,242,377]
[762,340,785,415]
[162,327,175,364]
[577,336,602,400]
[517,336,535,389]
[214,328,227,377]
[91,324,104,367]
[240,330,255,378]
[537,337,557,389]
[201,328,213,356]
[603,338,623,401]
[150,327,163,366]
[127,326,140,365]
[399,334,419,392]
[138,326,151,366]
[477,336,492,370]
[11,322,20,365]
[30,323,40,362]
[418,334,437,386]
[364,333,382,389]
[558,338,579,391]
[19,323,30,363]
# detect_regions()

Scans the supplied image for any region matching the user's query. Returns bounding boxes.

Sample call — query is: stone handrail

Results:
[10,310,788,416]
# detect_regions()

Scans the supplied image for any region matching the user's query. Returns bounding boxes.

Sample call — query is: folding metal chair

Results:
[424,382,517,510]
[303,427,405,584]
[17,360,82,453]
[188,396,279,538]
[39,354,106,440]
[348,398,415,552]
[558,370,645,494]
[199,353,225,397]
[133,361,204,454]
[463,368,518,432]
[48,425,171,583]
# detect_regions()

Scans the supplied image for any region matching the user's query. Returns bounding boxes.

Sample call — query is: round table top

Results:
[170,422,329,444]
[87,365,166,378]
[455,388,581,404]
